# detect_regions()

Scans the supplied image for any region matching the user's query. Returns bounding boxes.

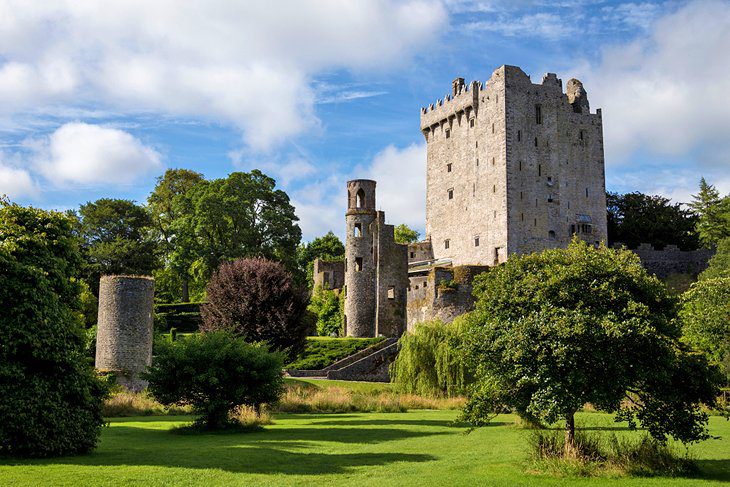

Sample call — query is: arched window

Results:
[356,189,365,208]
[549,230,556,240]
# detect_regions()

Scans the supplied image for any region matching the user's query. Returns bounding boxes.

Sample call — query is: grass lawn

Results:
[285,377,395,394]
[1,411,728,486]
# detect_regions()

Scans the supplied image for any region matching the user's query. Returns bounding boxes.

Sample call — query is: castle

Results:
[314,65,704,338]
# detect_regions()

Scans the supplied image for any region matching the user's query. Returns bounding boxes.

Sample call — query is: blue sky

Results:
[1,0,729,241]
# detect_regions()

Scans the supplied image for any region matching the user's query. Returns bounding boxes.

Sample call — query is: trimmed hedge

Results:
[154,302,203,332]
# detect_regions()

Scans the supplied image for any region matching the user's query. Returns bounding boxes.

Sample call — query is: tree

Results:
[0,202,107,457]
[201,258,308,359]
[394,224,420,244]
[700,237,730,281]
[144,331,284,429]
[78,198,158,293]
[148,169,205,302]
[680,278,730,380]
[606,191,699,250]
[297,231,345,289]
[689,178,730,247]
[462,240,722,451]
[186,170,302,280]
[308,287,343,336]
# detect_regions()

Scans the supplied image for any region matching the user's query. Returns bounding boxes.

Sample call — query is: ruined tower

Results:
[344,180,408,338]
[420,65,607,266]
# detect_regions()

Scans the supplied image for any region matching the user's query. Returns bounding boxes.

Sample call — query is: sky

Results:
[1,0,729,241]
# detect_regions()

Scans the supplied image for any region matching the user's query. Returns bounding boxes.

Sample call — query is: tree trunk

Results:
[181,279,189,303]
[564,411,576,457]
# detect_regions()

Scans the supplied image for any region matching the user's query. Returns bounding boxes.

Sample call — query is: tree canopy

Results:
[689,178,730,247]
[700,237,730,281]
[394,224,420,244]
[297,231,345,289]
[606,191,699,250]
[462,240,722,449]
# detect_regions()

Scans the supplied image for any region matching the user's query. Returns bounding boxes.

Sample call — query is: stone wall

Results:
[313,258,345,290]
[629,243,714,278]
[95,275,154,391]
[374,212,409,337]
[407,240,434,263]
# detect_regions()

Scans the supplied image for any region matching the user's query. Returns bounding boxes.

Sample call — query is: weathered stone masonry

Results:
[95,275,154,391]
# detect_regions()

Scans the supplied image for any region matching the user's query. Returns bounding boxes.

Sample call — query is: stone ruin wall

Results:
[95,275,154,392]
[374,212,409,337]
[628,243,714,279]
[313,258,345,290]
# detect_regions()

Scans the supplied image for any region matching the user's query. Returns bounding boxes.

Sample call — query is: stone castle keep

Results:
[315,65,610,336]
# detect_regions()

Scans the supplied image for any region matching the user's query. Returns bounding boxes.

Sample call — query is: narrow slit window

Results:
[538,164,542,177]
[476,158,479,166]
[493,184,496,193]
[445,129,451,139]
[355,257,363,272]
[519,161,522,171]
[535,104,542,124]
[444,239,450,250]
[448,188,454,200]
[354,223,362,237]
[534,218,537,226]
[447,163,452,172]
[579,129,585,141]
[492,157,495,166]
[410,251,415,259]
[517,130,522,142]
[491,123,495,134]
[469,118,475,128]
[474,236,480,247]
[534,137,538,147]
[585,188,589,198]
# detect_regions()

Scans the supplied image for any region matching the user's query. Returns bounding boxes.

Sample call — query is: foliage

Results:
[390,318,473,397]
[148,169,205,302]
[201,257,308,359]
[78,198,159,293]
[78,279,98,327]
[394,224,420,244]
[153,302,203,333]
[297,231,345,288]
[462,239,723,449]
[103,390,191,417]
[689,178,730,247]
[700,237,730,280]
[606,191,699,250]
[144,330,284,429]
[680,277,730,380]
[0,202,107,457]
[308,287,343,336]
[286,337,385,370]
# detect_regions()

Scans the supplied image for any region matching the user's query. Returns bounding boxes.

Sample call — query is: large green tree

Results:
[689,178,730,247]
[606,191,699,250]
[148,169,205,302]
[0,202,107,457]
[394,224,420,244]
[462,240,722,451]
[78,198,158,293]
[700,237,730,280]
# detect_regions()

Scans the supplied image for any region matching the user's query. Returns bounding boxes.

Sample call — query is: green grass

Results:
[286,337,386,370]
[285,377,395,394]
[1,411,728,486]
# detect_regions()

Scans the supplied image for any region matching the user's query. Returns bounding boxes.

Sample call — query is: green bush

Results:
[144,330,284,429]
[0,202,107,457]
[390,318,472,397]
[286,337,385,370]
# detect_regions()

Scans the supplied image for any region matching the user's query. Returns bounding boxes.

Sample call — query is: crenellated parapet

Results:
[420,79,481,131]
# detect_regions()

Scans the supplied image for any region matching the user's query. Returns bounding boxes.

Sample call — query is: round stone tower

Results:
[344,179,377,337]
[95,275,155,391]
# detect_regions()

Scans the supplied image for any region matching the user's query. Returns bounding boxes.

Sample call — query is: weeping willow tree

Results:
[390,316,473,397]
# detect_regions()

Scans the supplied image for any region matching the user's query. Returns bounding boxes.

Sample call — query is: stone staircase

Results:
[287,338,399,382]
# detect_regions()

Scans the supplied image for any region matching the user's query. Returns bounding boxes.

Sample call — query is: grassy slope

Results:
[1,411,728,486]
[285,377,395,393]
[286,337,385,370]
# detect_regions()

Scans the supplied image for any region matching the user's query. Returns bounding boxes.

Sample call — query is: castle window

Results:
[518,130,522,142]
[534,218,537,226]
[354,223,362,237]
[521,212,524,221]
[470,118,475,128]
[568,201,570,209]
[474,236,480,247]
[493,184,496,193]
[547,176,552,183]
[472,183,475,197]
[548,195,553,203]
[476,158,479,166]
[344,285,347,297]
[493,210,496,219]
[579,129,585,141]
[448,188,454,200]
[475,141,478,148]
[444,239,450,250]
[519,161,522,171]
[387,286,395,300]
[535,104,542,124]
[323,271,330,285]
[570,224,577,235]
[520,191,523,200]
[491,123,495,134]
[445,129,451,139]
[447,163,452,172]
[538,164,542,177]
[345,258,347,272]
[355,257,363,272]
[492,157,495,166]
[356,189,365,208]
[585,188,589,198]
[534,137,538,147]
[424,281,427,288]
[410,251,415,259]
[549,230,556,239]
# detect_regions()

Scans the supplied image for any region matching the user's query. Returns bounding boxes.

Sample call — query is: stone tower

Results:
[344,180,409,338]
[95,275,155,391]
[420,65,607,266]
[344,179,378,337]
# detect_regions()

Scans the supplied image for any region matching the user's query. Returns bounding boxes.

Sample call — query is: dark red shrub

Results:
[201,258,308,359]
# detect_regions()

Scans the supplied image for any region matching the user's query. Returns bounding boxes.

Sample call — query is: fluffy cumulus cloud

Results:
[0,0,446,151]
[30,123,162,186]
[0,156,37,200]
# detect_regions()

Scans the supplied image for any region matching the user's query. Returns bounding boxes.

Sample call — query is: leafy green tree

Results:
[394,224,420,244]
[689,178,730,247]
[148,169,205,302]
[0,202,107,457]
[78,198,158,293]
[462,240,722,451]
[186,170,302,281]
[308,287,343,336]
[297,231,344,288]
[700,237,730,280]
[607,191,699,250]
[680,278,730,380]
[144,331,284,429]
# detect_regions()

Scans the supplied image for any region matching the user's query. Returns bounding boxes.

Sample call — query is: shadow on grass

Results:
[694,460,730,482]
[311,419,511,428]
[0,422,444,475]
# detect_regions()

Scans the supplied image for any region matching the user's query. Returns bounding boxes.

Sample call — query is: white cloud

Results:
[0,156,37,200]
[0,0,446,151]
[575,1,730,166]
[30,123,162,186]
[466,13,575,40]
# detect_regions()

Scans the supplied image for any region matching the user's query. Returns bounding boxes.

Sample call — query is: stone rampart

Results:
[628,243,714,278]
